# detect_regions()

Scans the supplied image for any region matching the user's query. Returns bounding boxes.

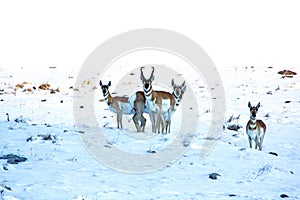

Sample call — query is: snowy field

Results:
[0,64,299,200]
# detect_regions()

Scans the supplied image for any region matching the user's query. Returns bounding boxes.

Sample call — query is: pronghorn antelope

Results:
[161,79,186,133]
[129,91,147,132]
[99,80,133,129]
[246,102,266,151]
[140,66,174,133]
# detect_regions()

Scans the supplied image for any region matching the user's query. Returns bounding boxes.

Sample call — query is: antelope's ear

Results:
[171,79,175,87]
[182,85,186,93]
[248,102,251,108]
[99,80,103,87]
[108,81,111,87]
[257,102,261,109]
[181,81,186,88]
[150,75,154,82]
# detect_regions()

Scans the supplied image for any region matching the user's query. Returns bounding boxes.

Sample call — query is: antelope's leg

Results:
[120,113,123,129]
[141,114,146,132]
[132,113,140,132]
[149,112,156,133]
[167,121,171,133]
[248,136,252,148]
[259,143,262,151]
[160,115,166,133]
[255,137,258,149]
[116,113,121,129]
[156,109,161,133]
[259,136,263,151]
[167,111,171,133]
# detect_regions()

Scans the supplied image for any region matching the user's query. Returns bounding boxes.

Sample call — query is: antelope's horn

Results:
[140,67,145,80]
[150,66,155,79]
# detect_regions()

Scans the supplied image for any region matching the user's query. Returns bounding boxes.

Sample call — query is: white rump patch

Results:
[128,93,136,108]
[118,102,134,114]
[161,99,171,113]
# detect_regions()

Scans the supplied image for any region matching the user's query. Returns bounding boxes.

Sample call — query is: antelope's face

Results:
[172,79,186,102]
[140,67,155,92]
[248,102,260,120]
[99,80,111,96]
[143,79,152,91]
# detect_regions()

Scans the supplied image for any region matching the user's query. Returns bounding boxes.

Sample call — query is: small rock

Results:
[26,136,33,142]
[44,123,51,127]
[104,144,112,148]
[284,101,291,104]
[14,116,26,123]
[2,164,8,170]
[227,124,242,131]
[38,134,56,141]
[266,91,273,95]
[209,173,221,180]
[278,70,297,76]
[0,154,27,164]
[229,194,237,197]
[269,152,278,156]
[39,83,51,90]
[41,99,47,102]
[146,150,156,154]
[290,171,294,174]
[280,194,289,198]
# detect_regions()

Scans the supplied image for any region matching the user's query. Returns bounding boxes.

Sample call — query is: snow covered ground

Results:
[0,65,299,200]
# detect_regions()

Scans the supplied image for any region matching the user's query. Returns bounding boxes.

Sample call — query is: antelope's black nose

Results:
[145,83,150,89]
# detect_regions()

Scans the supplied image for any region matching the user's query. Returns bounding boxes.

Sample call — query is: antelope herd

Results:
[100,66,186,134]
[99,66,267,150]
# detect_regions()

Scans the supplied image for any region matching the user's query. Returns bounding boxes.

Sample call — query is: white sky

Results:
[0,0,299,70]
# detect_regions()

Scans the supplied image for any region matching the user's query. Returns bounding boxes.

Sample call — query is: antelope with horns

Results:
[246,102,266,151]
[161,79,186,133]
[140,66,174,133]
[99,80,134,129]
